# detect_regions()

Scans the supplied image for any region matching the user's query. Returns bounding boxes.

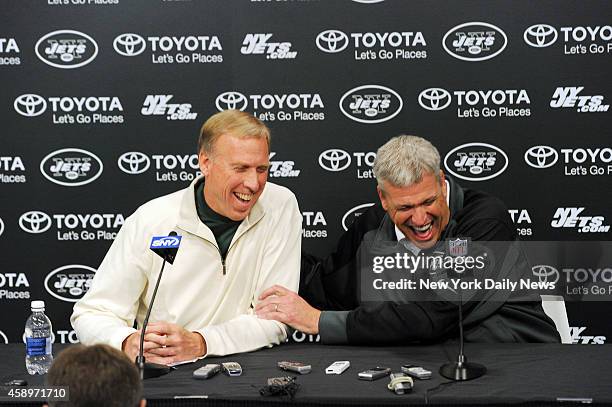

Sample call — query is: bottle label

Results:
[26,337,51,356]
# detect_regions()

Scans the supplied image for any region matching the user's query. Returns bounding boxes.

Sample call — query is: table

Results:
[1,342,611,406]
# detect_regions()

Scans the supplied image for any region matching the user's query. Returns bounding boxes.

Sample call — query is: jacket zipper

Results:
[213,219,260,276]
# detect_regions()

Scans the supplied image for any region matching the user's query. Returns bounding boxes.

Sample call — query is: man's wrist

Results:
[193,332,207,356]
[312,309,322,334]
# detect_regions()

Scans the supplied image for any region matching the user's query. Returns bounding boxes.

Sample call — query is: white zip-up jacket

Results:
[71,177,301,357]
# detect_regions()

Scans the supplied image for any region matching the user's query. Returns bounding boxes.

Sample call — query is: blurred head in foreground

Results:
[46,344,145,407]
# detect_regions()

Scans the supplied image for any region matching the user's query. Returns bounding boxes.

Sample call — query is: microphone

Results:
[150,231,181,264]
[439,238,486,381]
[135,231,182,380]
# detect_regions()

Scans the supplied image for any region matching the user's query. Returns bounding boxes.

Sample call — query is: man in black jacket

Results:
[256,135,560,344]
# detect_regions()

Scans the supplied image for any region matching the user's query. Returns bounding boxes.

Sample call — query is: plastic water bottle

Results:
[25,300,53,375]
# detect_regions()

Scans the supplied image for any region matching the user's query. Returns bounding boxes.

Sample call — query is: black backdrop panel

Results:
[0,0,610,347]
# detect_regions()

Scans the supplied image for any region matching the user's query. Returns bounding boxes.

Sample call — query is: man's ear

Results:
[198,151,211,177]
[140,399,147,407]
[377,185,388,211]
[439,170,447,198]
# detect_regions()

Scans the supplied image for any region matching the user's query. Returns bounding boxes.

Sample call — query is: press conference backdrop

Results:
[0,0,611,347]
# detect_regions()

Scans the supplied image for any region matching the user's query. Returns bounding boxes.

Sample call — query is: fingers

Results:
[142,352,177,366]
[257,309,286,324]
[146,345,176,357]
[142,339,166,352]
[144,332,168,346]
[127,323,204,365]
[258,285,290,300]
[145,321,174,335]
[254,296,277,312]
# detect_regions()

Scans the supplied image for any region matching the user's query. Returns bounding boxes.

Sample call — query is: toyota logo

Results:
[19,211,52,234]
[318,149,351,172]
[418,88,452,111]
[118,152,150,174]
[524,24,558,48]
[215,91,248,111]
[316,30,349,53]
[113,33,146,56]
[532,265,560,284]
[524,146,559,169]
[14,94,47,117]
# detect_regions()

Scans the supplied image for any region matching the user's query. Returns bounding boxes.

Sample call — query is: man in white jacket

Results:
[72,110,302,365]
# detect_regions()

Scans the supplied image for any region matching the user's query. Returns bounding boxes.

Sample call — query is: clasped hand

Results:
[122,321,206,365]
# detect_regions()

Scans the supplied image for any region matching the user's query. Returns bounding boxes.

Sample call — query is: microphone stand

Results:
[439,283,486,381]
[136,256,174,380]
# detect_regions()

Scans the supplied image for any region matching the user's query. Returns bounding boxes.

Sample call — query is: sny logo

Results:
[150,235,182,248]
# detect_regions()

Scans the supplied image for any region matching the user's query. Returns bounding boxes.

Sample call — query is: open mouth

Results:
[234,192,253,202]
[409,222,433,240]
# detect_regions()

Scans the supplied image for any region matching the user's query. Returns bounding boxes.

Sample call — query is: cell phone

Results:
[193,364,221,379]
[401,364,432,380]
[222,362,243,376]
[358,366,392,381]
[325,360,350,374]
[278,361,312,374]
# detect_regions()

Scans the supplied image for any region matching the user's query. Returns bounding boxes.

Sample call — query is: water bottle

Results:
[25,300,53,375]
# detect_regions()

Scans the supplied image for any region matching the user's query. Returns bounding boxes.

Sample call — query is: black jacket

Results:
[301,177,560,344]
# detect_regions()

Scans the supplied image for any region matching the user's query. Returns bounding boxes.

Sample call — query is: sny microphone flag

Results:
[150,234,182,264]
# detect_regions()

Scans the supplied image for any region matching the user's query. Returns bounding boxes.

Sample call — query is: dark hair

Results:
[46,344,142,407]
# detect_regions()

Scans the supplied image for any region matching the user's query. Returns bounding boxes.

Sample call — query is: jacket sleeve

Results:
[196,193,302,357]
[300,204,386,311]
[71,213,151,350]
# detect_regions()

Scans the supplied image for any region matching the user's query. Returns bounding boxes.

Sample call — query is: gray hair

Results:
[373,135,441,189]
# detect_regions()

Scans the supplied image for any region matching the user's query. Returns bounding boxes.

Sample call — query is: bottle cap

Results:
[31,300,45,311]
